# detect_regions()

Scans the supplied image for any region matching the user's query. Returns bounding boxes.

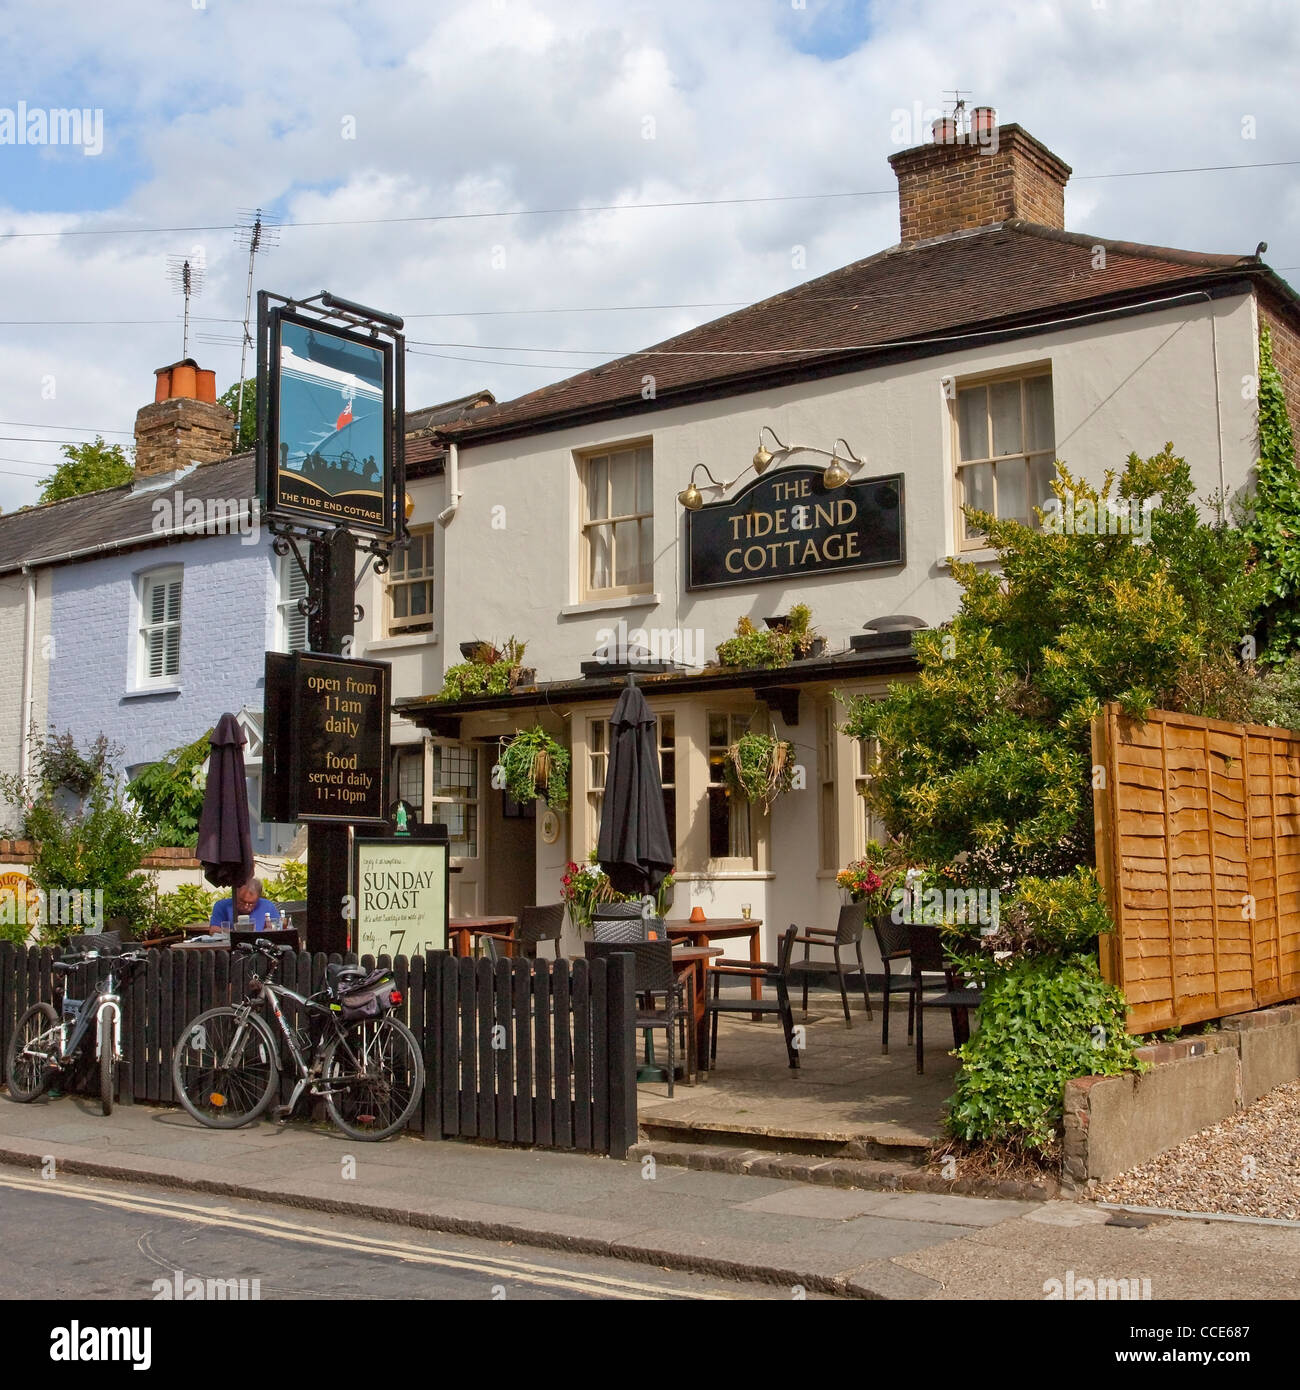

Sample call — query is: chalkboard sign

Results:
[353,832,450,958]
[687,466,905,591]
[262,651,391,826]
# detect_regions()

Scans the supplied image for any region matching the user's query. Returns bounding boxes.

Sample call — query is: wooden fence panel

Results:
[1095,704,1300,1032]
[0,944,635,1157]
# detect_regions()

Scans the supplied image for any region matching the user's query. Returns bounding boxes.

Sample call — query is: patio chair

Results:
[704,924,800,1072]
[592,903,653,943]
[477,902,566,959]
[908,924,982,1074]
[788,902,873,1027]
[585,940,694,1095]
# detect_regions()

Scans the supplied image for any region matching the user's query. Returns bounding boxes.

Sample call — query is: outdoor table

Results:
[671,944,725,1069]
[665,917,764,1017]
[449,915,517,958]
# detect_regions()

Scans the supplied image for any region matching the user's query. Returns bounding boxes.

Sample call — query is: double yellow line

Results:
[0,1172,733,1300]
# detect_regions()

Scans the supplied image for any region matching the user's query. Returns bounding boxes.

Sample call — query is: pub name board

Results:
[686,466,905,590]
[262,651,390,827]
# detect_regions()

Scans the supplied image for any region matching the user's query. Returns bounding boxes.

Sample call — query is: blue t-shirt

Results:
[210,897,282,931]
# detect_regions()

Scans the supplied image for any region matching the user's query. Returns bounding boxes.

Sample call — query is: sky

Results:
[0,0,1297,513]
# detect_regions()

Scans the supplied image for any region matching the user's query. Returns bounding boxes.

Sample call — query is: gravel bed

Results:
[1095,1078,1300,1221]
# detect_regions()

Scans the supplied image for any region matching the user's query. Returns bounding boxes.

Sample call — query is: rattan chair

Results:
[585,939,694,1094]
[592,903,653,943]
[787,902,873,1026]
[908,924,982,1074]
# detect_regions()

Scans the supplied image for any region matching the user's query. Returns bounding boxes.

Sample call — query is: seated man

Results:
[210,877,282,932]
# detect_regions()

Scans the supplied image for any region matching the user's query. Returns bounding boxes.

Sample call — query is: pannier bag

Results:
[332,968,399,1022]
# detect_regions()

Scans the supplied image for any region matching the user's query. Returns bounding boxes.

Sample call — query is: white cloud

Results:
[0,0,1295,512]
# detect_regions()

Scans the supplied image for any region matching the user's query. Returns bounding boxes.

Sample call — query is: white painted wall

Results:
[0,567,50,794]
[437,292,1260,691]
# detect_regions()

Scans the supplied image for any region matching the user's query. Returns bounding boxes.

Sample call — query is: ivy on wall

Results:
[1246,321,1300,665]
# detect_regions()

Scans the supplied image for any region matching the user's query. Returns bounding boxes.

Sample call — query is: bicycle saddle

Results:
[326,962,367,994]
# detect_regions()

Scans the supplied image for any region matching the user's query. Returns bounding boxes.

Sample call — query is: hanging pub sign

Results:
[686,466,905,591]
[258,293,403,540]
[262,651,390,826]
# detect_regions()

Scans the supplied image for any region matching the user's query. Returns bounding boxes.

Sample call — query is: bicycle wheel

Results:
[321,1015,424,1141]
[172,1007,279,1128]
[6,1003,59,1102]
[99,1040,115,1117]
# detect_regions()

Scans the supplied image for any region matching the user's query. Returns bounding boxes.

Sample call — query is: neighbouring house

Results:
[0,357,494,856]
[389,113,1300,967]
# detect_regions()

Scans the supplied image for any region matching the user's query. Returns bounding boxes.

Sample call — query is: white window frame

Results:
[952,367,1056,551]
[276,552,309,653]
[578,440,654,600]
[386,525,436,635]
[136,566,183,687]
[429,740,479,860]
[705,709,759,870]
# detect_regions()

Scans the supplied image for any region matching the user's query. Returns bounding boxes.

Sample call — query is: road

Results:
[0,1170,834,1301]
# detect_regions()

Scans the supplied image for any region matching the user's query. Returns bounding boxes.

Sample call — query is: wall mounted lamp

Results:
[678,427,866,509]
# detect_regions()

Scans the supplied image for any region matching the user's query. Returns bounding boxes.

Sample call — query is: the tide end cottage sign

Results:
[687,466,904,590]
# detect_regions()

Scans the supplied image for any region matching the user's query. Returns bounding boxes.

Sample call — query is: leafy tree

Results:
[0,730,156,942]
[218,378,258,451]
[126,730,212,848]
[842,445,1264,876]
[38,437,132,504]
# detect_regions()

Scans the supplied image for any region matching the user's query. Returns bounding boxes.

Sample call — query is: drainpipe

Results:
[1211,310,1227,499]
[437,442,461,525]
[19,565,35,780]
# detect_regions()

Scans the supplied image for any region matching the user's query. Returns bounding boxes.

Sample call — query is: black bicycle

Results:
[6,945,150,1116]
[171,938,424,1141]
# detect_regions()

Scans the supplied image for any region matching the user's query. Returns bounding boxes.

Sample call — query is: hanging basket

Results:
[499,728,570,811]
[724,733,795,811]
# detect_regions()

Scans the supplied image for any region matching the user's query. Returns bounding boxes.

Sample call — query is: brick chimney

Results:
[888,117,1072,246]
[133,359,236,479]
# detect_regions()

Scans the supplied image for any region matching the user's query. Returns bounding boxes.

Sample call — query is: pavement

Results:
[4,1092,1300,1299]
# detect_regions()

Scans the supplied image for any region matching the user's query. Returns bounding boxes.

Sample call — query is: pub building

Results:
[369,113,1297,972]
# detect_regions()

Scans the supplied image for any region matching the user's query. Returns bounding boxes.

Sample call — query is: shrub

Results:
[264,859,308,902]
[716,616,793,669]
[151,883,218,935]
[946,955,1144,1150]
[126,729,211,847]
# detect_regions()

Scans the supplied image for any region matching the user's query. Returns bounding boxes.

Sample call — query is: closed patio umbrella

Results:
[196,713,255,891]
[597,680,674,898]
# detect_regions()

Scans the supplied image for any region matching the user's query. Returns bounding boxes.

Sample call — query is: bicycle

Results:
[171,938,424,1141]
[6,945,150,1116]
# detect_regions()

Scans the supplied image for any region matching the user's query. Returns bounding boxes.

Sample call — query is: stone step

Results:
[629,1138,1058,1201]
[638,1114,931,1164]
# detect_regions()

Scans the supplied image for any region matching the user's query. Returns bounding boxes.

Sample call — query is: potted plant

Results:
[724,732,795,810]
[715,616,793,670]
[560,852,675,931]
[437,636,529,702]
[499,726,570,811]
[764,603,824,658]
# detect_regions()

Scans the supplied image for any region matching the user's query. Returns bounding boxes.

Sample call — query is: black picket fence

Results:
[0,943,638,1159]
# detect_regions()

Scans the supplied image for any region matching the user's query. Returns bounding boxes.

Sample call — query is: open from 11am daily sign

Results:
[353,836,449,958]
[262,651,391,826]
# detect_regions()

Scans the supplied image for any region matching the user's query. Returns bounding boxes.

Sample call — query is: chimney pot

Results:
[134,358,235,480]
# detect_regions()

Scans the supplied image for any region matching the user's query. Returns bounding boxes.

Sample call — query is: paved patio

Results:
[636,993,963,1153]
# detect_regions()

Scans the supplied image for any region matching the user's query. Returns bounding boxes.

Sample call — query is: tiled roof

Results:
[0,453,256,575]
[437,222,1265,443]
[406,389,496,469]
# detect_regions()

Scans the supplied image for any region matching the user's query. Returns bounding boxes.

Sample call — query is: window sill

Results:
[559,593,661,618]
[673,870,776,881]
[366,632,440,652]
[940,548,1000,567]
[122,684,182,699]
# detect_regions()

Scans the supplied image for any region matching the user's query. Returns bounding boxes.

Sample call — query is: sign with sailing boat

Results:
[263,308,397,536]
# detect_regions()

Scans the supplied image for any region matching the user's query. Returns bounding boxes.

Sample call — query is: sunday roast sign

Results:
[352,837,449,959]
